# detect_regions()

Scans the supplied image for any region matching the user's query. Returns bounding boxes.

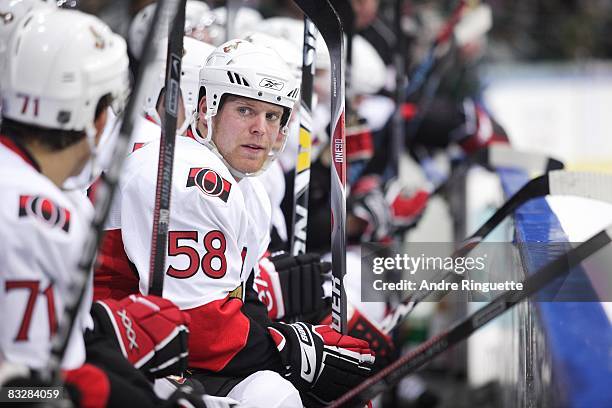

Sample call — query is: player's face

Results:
[211,95,284,174]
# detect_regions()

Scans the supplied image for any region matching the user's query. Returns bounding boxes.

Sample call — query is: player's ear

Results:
[93,95,111,145]
[198,95,208,116]
[94,108,108,143]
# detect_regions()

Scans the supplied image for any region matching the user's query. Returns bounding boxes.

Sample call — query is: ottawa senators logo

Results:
[19,195,71,232]
[89,26,106,49]
[186,168,232,203]
[223,40,243,53]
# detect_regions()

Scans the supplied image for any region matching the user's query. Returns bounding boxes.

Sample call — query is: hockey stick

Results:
[149,0,186,296]
[293,0,348,334]
[403,3,493,147]
[47,0,183,379]
[391,0,408,178]
[386,144,563,233]
[431,144,564,196]
[290,17,317,256]
[380,170,612,333]
[393,1,493,179]
[404,0,467,99]
[331,224,612,407]
[328,0,354,89]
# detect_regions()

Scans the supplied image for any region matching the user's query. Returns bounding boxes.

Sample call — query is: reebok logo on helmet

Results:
[259,78,284,91]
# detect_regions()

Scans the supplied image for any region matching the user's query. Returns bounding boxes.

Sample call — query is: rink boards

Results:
[470,167,612,408]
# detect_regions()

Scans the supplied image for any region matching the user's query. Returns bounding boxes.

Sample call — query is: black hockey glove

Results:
[162,381,242,408]
[349,175,394,243]
[268,322,375,406]
[255,253,330,321]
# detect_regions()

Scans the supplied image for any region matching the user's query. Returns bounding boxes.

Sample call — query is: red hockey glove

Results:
[321,305,395,369]
[347,307,395,369]
[63,363,111,408]
[459,100,509,155]
[91,295,190,379]
[385,180,430,233]
[268,322,375,406]
[255,253,330,321]
[0,362,110,408]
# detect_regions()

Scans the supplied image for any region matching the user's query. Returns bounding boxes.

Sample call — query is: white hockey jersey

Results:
[0,138,93,370]
[96,135,276,373]
[113,135,270,303]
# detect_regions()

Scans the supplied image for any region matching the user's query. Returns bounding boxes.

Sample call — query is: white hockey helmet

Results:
[241,31,302,81]
[129,2,217,59]
[349,35,386,97]
[211,6,262,41]
[0,0,54,75]
[127,2,155,60]
[182,36,215,120]
[198,39,300,177]
[142,36,214,134]
[257,17,330,71]
[184,0,215,42]
[1,8,129,141]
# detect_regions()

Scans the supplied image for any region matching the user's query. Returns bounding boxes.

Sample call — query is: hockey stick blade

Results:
[549,170,612,204]
[48,0,183,380]
[473,170,612,239]
[382,170,612,333]
[433,145,564,196]
[333,224,612,407]
[293,0,348,334]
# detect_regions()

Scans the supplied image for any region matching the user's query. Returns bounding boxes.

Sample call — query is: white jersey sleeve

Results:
[256,161,286,242]
[240,176,272,263]
[0,144,93,370]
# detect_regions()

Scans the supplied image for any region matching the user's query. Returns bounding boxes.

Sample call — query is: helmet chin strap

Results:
[177,111,195,136]
[147,106,194,137]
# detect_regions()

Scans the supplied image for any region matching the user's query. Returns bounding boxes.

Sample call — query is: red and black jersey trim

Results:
[0,135,41,172]
[131,142,146,152]
[19,195,71,232]
[187,167,232,203]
